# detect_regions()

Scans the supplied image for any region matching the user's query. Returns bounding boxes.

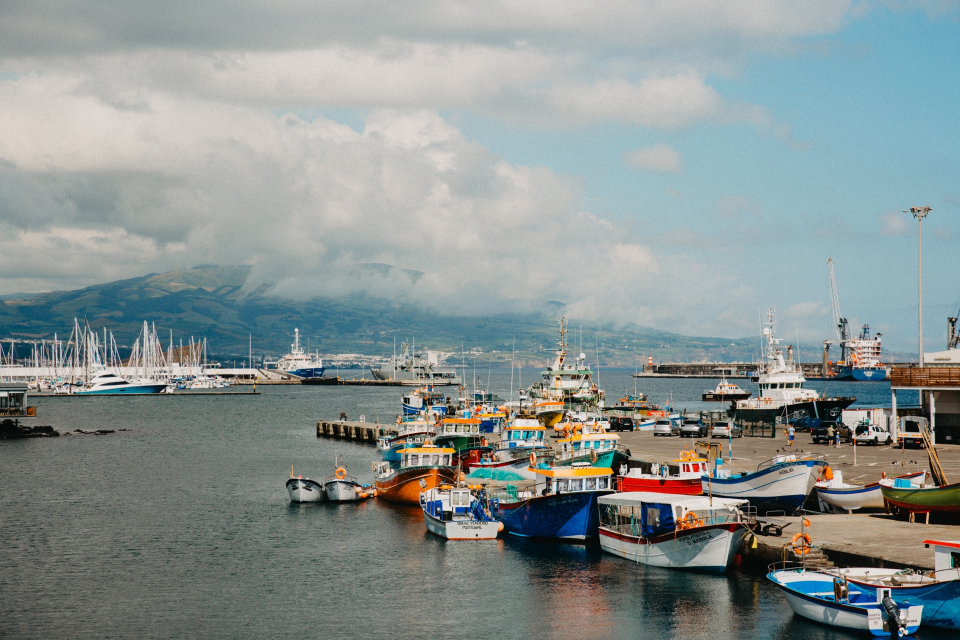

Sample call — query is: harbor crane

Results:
[827,257,850,363]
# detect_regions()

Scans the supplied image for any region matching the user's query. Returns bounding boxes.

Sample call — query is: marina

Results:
[5,366,960,639]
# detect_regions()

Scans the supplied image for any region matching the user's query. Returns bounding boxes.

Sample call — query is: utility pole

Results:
[905,206,932,366]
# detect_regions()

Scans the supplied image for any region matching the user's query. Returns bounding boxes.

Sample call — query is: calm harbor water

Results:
[1,371,946,639]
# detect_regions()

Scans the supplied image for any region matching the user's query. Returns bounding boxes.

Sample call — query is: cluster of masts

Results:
[0,318,213,383]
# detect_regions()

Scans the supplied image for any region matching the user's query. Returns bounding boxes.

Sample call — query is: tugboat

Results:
[734,308,854,423]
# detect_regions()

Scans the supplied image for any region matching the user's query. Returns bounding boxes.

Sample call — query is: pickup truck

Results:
[810,420,847,444]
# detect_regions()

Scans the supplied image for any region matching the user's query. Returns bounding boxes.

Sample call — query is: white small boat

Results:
[816,470,926,513]
[768,567,923,636]
[420,485,502,540]
[597,492,750,572]
[702,378,751,402]
[286,470,325,503]
[323,459,374,502]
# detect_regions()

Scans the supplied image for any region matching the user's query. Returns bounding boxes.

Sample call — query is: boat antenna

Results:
[510,337,515,403]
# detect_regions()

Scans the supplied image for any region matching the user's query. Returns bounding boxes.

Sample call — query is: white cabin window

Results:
[598,477,608,489]
[585,478,597,490]
[557,479,569,491]
[409,454,419,465]
[570,479,583,491]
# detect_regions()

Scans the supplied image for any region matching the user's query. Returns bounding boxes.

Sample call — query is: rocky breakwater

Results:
[0,418,59,439]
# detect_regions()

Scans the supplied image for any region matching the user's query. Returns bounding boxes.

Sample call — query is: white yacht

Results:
[272,329,324,379]
[76,370,168,395]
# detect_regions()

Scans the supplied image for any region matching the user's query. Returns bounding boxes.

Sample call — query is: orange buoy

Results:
[823,465,834,481]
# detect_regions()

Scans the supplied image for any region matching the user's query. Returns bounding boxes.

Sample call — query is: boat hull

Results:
[375,466,458,504]
[845,573,960,630]
[324,480,366,502]
[768,570,922,636]
[704,459,826,515]
[495,491,611,541]
[880,481,960,514]
[77,384,168,395]
[423,510,500,540]
[286,367,325,379]
[619,475,702,495]
[555,449,626,471]
[735,397,855,423]
[286,478,324,503]
[837,366,888,381]
[817,472,925,513]
[599,523,745,573]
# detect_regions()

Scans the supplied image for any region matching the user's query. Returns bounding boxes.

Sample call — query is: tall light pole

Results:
[905,206,932,366]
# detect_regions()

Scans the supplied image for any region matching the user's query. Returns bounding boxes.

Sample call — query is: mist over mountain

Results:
[0,264,826,365]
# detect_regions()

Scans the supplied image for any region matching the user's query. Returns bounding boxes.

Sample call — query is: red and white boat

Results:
[617,451,706,495]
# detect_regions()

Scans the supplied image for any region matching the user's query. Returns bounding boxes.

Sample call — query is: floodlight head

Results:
[904,205,932,220]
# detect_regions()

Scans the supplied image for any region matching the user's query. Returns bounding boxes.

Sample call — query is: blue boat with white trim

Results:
[491,464,614,541]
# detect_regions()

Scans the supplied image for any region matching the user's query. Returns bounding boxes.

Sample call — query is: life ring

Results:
[590,449,598,464]
[678,511,702,530]
[335,467,346,480]
[681,450,693,461]
[792,532,813,555]
[529,451,537,467]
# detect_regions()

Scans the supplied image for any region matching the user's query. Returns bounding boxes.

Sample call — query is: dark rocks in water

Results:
[0,419,59,439]
[69,429,127,436]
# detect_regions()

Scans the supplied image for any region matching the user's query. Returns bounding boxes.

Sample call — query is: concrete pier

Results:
[315,420,397,444]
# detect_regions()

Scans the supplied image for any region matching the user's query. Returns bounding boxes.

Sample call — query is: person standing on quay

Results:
[787,425,795,449]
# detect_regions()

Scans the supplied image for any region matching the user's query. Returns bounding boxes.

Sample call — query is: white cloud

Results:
[880,211,911,236]
[625,144,682,174]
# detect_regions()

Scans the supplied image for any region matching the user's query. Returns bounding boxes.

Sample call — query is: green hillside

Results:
[0,265,763,365]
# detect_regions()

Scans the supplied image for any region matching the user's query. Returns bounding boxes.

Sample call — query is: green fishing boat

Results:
[880,480,960,515]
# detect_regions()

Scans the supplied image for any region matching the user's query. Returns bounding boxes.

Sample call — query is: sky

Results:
[0,1,958,354]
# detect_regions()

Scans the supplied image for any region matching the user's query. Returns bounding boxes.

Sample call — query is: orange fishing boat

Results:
[374,444,459,504]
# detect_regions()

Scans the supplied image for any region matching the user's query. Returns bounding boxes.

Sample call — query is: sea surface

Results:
[1,371,948,639]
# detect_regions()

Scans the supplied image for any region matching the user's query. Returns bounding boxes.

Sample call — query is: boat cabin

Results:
[397,445,455,468]
[421,486,477,521]
[598,492,748,537]
[0,383,33,418]
[670,456,708,477]
[556,432,620,461]
[924,539,960,576]
[501,419,545,448]
[533,465,614,495]
[439,417,482,437]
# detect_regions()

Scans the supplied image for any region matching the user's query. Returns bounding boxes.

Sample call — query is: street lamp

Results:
[905,206,932,366]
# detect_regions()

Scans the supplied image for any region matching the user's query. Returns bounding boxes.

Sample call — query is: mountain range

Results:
[0,264,850,366]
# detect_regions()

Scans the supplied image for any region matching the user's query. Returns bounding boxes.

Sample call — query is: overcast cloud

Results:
[0,1,956,345]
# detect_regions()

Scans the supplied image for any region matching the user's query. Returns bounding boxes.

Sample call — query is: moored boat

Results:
[377,419,437,463]
[554,431,628,470]
[618,452,706,495]
[286,470,325,503]
[597,492,750,572]
[374,444,459,504]
[702,378,751,402]
[703,453,827,516]
[76,369,168,395]
[273,328,324,379]
[492,464,615,541]
[830,539,960,630]
[324,459,373,502]
[734,308,854,423]
[420,485,502,540]
[767,567,923,636]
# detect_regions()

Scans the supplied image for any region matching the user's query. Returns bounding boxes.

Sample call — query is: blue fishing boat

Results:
[832,539,960,630]
[768,566,923,636]
[401,385,448,416]
[703,453,827,516]
[376,419,436,463]
[491,464,614,541]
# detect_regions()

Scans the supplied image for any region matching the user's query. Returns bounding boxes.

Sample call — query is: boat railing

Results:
[757,452,826,471]
[487,483,536,505]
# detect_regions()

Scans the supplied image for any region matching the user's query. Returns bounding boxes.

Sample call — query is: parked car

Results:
[653,419,679,436]
[609,416,634,432]
[710,420,742,438]
[853,423,893,446]
[680,419,708,438]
